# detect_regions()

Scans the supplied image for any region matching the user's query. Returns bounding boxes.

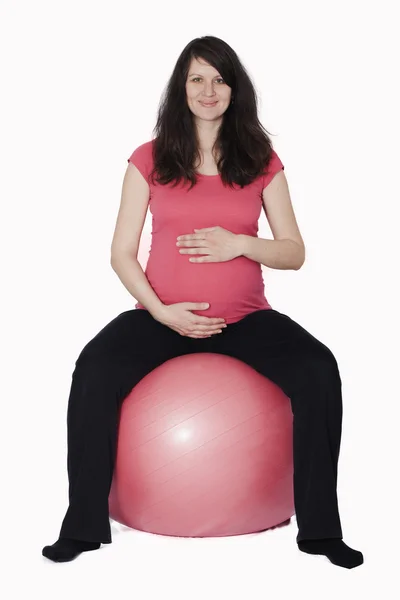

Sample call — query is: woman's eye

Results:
[192,78,224,84]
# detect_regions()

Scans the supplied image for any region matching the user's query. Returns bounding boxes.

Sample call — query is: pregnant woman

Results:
[42,35,363,569]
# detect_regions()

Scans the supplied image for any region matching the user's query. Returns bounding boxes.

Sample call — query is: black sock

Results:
[42,537,101,562]
[298,538,363,569]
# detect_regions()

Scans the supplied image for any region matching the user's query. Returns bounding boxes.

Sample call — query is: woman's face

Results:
[185,57,232,122]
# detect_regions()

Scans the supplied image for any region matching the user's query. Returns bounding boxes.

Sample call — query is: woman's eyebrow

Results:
[188,73,222,77]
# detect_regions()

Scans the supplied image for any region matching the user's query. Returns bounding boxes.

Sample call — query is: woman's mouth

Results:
[199,101,218,107]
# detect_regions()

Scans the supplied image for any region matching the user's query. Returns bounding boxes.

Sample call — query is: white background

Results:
[1,0,399,597]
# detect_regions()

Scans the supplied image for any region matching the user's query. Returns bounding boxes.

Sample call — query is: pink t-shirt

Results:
[127,140,284,324]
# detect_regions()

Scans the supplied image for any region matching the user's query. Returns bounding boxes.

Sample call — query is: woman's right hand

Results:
[151,302,227,338]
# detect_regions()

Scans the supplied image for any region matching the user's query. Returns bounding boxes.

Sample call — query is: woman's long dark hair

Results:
[148,35,277,191]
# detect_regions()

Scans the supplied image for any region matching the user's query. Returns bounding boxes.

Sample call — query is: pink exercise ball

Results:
[108,352,294,537]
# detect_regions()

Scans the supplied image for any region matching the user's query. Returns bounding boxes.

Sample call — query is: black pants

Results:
[58,308,344,544]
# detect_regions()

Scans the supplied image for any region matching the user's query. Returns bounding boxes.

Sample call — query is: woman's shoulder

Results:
[128,139,154,160]
[127,140,155,181]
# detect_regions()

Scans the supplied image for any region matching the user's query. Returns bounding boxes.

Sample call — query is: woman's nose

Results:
[203,83,216,95]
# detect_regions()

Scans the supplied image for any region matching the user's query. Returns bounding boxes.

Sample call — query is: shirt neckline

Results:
[196,172,220,178]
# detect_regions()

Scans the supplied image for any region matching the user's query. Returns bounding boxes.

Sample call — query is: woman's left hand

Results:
[176,226,243,263]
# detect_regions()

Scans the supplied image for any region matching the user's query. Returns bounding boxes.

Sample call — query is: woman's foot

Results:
[42,537,101,562]
[297,538,363,569]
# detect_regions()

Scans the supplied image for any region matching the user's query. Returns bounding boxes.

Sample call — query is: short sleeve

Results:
[261,149,284,189]
[127,140,153,183]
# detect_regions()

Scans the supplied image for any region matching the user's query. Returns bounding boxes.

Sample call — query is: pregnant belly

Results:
[144,252,267,321]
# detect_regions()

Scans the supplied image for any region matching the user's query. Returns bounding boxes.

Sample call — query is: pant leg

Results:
[208,309,344,543]
[59,309,193,544]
